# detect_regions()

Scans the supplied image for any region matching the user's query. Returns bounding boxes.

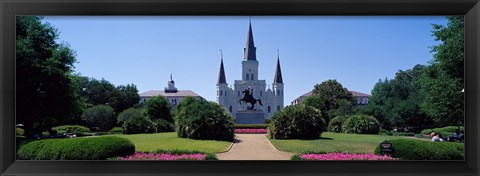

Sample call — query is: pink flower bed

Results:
[300,153,396,160]
[116,152,207,160]
[235,128,268,134]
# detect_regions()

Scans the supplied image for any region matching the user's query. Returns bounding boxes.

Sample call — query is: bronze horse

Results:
[238,89,263,109]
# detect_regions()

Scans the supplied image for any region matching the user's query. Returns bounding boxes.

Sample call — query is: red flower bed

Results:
[234,128,268,134]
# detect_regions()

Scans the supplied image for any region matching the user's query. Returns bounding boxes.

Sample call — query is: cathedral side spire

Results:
[273,50,283,84]
[217,50,227,84]
[244,19,257,61]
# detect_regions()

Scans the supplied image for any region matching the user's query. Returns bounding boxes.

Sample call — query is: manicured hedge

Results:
[420,126,464,137]
[374,139,464,160]
[52,125,91,134]
[17,136,135,160]
[108,127,124,133]
[234,124,269,129]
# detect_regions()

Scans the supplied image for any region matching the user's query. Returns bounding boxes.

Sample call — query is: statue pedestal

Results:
[235,109,265,124]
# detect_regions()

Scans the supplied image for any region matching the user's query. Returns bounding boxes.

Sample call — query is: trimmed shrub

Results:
[374,139,464,160]
[176,97,234,141]
[327,115,348,133]
[122,115,156,134]
[420,126,464,137]
[234,124,269,129]
[81,105,116,131]
[117,108,146,124]
[16,127,25,136]
[269,104,326,140]
[52,125,91,134]
[17,136,135,160]
[342,114,380,134]
[108,127,123,133]
[153,119,175,132]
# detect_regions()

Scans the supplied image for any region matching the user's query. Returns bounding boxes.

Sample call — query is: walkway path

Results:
[216,134,296,160]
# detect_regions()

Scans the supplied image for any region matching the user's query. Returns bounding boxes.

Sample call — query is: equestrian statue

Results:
[238,86,263,109]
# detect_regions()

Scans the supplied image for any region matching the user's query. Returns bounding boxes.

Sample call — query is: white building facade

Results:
[139,74,204,108]
[216,21,284,120]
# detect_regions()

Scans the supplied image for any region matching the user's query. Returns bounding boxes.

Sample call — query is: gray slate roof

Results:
[139,90,201,98]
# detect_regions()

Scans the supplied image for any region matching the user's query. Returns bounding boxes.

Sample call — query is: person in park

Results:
[431,133,444,142]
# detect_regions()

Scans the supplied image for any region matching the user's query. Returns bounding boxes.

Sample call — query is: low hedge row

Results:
[379,131,415,137]
[374,139,464,160]
[52,125,91,134]
[420,126,464,137]
[234,124,269,129]
[17,136,135,160]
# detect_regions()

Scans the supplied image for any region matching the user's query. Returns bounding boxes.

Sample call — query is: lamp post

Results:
[459,88,464,132]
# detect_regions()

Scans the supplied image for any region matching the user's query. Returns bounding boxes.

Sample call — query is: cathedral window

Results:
[238,91,240,97]
[277,106,280,111]
[229,106,232,113]
[251,74,254,80]
[260,91,262,96]
[268,106,271,113]
[246,74,249,80]
[220,90,223,96]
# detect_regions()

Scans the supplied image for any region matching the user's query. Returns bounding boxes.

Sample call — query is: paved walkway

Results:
[216,134,296,160]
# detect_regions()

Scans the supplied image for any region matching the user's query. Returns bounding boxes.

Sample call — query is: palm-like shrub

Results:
[328,115,348,133]
[269,104,326,139]
[342,114,380,134]
[176,97,234,141]
[153,119,175,132]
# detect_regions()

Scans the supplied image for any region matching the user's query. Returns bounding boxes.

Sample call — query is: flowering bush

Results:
[111,149,218,160]
[294,153,396,160]
[115,152,207,160]
[235,128,267,134]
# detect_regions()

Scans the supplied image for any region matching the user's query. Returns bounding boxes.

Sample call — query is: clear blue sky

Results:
[42,16,448,104]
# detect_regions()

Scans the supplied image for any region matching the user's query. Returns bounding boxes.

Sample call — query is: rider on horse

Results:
[239,86,263,109]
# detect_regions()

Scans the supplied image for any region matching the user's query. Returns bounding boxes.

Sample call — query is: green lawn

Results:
[108,132,232,153]
[269,132,424,154]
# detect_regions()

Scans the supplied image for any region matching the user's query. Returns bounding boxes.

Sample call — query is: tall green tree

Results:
[364,65,433,132]
[311,79,354,122]
[80,77,139,113]
[419,16,464,127]
[114,84,140,113]
[146,96,174,123]
[16,16,82,136]
[81,105,116,131]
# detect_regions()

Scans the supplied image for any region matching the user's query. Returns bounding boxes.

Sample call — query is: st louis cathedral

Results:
[216,21,284,120]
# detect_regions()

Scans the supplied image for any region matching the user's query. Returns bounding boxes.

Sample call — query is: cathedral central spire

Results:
[274,50,283,84]
[244,19,257,61]
[217,50,227,84]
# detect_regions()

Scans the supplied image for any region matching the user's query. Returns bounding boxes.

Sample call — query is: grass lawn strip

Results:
[269,132,421,154]
[109,132,232,153]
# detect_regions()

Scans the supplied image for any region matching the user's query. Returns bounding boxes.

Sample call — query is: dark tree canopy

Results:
[363,65,433,132]
[146,96,174,123]
[419,16,464,127]
[16,16,82,136]
[311,79,354,122]
[80,77,139,113]
[81,105,116,132]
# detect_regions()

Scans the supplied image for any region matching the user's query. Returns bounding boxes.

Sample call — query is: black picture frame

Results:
[1,0,479,176]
